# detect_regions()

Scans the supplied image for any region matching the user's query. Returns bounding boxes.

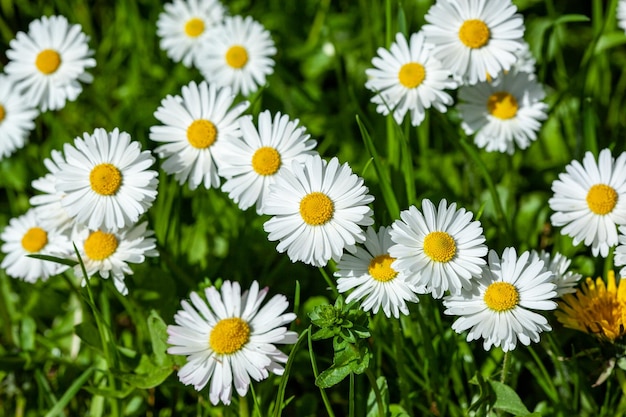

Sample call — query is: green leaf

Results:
[311,327,336,341]
[315,363,352,388]
[114,355,173,389]
[595,31,626,54]
[552,14,591,26]
[147,310,170,366]
[74,321,103,353]
[26,253,78,267]
[20,316,36,351]
[367,376,389,417]
[489,380,531,415]
[44,366,95,417]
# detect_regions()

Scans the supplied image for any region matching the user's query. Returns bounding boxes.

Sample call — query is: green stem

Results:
[307,329,336,417]
[500,350,512,385]
[319,266,339,298]
[239,395,250,417]
[365,369,385,417]
[459,139,511,237]
[392,320,411,413]
[349,372,355,417]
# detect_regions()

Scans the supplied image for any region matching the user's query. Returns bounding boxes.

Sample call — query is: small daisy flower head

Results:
[529,250,582,297]
[422,0,525,85]
[263,154,375,267]
[458,69,548,154]
[618,0,626,33]
[511,40,536,76]
[197,15,277,97]
[150,80,249,190]
[55,128,159,232]
[365,31,456,127]
[556,270,626,343]
[444,247,557,352]
[612,225,626,278]
[1,209,72,283]
[156,0,226,67]
[218,110,317,214]
[5,15,96,111]
[549,149,626,257]
[71,222,158,295]
[389,199,488,298]
[335,226,424,318]
[0,75,39,159]
[30,150,74,233]
[167,280,298,405]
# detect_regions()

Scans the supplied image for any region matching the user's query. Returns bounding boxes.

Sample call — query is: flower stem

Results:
[365,368,385,417]
[500,350,511,385]
[393,319,411,413]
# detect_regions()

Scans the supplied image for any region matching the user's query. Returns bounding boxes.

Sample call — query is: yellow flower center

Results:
[368,254,398,282]
[35,49,61,74]
[0,104,5,122]
[299,192,334,226]
[225,45,249,69]
[184,17,205,37]
[398,62,426,89]
[209,317,250,354]
[90,163,122,196]
[84,230,118,260]
[586,184,618,215]
[252,147,281,176]
[21,227,48,253]
[187,119,217,149]
[423,231,456,263]
[484,282,519,312]
[459,19,490,49]
[487,92,518,119]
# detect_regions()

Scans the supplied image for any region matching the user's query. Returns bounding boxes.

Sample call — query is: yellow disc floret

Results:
[368,254,398,282]
[84,230,118,260]
[90,163,122,196]
[586,184,618,215]
[225,45,249,69]
[459,19,490,49]
[299,192,334,225]
[252,147,281,175]
[184,17,205,37]
[423,231,456,263]
[35,49,62,74]
[484,282,519,312]
[187,119,217,149]
[0,104,6,122]
[487,92,518,120]
[398,62,426,89]
[209,317,251,354]
[21,227,48,253]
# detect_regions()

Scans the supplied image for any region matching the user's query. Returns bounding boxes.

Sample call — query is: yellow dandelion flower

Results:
[556,270,626,343]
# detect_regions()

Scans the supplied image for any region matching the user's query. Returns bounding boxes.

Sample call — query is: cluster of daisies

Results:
[365,0,548,154]
[4,0,626,409]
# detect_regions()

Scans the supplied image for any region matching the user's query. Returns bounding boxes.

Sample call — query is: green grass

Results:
[2,0,626,416]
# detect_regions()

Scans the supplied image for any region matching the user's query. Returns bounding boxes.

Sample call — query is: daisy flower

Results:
[263,154,375,267]
[612,225,626,277]
[150,80,249,190]
[422,0,525,85]
[389,199,488,298]
[71,222,158,295]
[156,0,226,67]
[1,209,72,283]
[365,31,456,126]
[618,0,626,34]
[443,247,557,352]
[4,15,96,111]
[556,270,626,343]
[197,15,277,96]
[529,250,582,297]
[511,40,536,76]
[30,150,74,233]
[335,226,424,318]
[549,149,626,258]
[167,280,298,405]
[218,110,317,214]
[457,69,548,154]
[55,128,159,232]
[0,75,38,159]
